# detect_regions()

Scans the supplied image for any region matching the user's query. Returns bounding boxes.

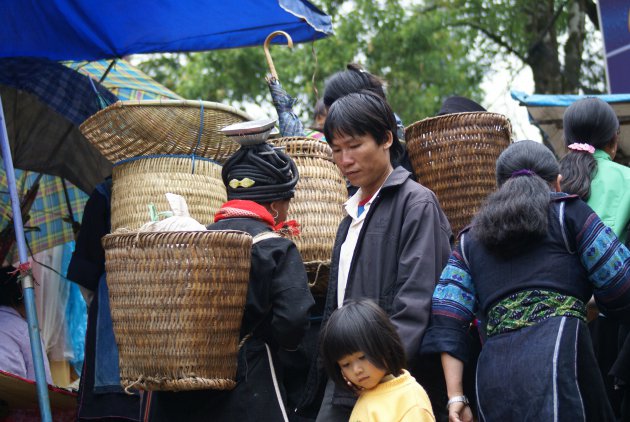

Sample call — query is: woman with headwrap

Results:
[143,139,315,422]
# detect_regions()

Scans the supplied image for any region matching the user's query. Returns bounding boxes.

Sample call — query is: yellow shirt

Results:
[349,370,435,422]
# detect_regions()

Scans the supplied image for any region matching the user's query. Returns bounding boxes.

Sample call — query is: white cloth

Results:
[337,187,380,308]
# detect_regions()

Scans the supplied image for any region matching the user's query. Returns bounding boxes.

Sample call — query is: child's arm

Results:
[397,405,435,422]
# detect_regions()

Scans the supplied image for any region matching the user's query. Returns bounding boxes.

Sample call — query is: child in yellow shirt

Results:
[320,299,435,422]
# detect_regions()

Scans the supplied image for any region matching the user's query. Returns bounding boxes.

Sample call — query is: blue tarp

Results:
[1,0,333,61]
[511,90,630,106]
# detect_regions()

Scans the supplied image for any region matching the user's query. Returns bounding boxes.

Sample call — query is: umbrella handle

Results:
[264,31,293,80]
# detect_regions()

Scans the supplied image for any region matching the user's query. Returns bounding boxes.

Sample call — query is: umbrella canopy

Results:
[66,60,182,101]
[1,0,333,61]
[0,57,182,261]
[512,91,630,165]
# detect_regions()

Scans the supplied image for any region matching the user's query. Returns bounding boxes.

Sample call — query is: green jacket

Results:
[587,149,630,244]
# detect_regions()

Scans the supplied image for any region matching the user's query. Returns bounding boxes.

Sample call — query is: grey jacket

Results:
[298,167,452,414]
[325,166,452,359]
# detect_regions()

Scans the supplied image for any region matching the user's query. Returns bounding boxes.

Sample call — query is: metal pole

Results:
[0,95,53,421]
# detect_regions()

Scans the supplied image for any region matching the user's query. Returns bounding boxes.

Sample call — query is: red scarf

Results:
[214,200,300,236]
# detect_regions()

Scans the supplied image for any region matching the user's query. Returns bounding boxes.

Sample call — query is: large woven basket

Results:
[406,112,512,236]
[102,230,252,391]
[271,137,346,296]
[110,155,226,231]
[80,100,252,164]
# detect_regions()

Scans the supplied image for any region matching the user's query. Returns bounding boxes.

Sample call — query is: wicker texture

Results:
[80,100,252,164]
[271,137,346,296]
[102,230,252,391]
[110,156,226,231]
[406,112,512,236]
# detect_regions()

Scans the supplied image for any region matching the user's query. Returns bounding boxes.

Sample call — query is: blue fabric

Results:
[93,273,124,393]
[511,90,630,107]
[63,241,88,376]
[91,179,124,393]
[0,58,117,125]
[0,0,333,61]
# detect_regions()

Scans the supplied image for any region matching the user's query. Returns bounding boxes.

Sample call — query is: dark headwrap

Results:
[437,96,486,116]
[221,142,299,203]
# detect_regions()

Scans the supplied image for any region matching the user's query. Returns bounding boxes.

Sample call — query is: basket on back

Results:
[406,112,512,236]
[102,230,252,391]
[110,155,225,231]
[271,137,346,296]
[81,100,254,230]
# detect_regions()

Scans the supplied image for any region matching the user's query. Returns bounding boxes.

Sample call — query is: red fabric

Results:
[214,200,300,236]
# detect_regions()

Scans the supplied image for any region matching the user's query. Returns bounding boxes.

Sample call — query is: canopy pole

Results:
[0,95,53,422]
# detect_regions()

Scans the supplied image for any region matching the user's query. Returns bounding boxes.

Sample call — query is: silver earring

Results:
[272,209,279,219]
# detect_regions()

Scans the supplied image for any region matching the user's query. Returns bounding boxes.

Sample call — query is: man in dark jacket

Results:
[297,92,452,421]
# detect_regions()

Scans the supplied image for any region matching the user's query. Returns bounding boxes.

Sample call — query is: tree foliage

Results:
[137,0,485,126]
[434,0,605,94]
[137,0,605,126]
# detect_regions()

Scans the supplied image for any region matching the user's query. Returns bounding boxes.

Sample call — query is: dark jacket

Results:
[298,167,452,414]
[145,218,315,422]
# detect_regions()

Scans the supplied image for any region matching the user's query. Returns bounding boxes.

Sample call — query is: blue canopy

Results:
[511,90,630,163]
[2,0,333,61]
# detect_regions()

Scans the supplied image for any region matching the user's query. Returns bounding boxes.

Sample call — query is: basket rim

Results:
[405,111,511,134]
[79,100,255,164]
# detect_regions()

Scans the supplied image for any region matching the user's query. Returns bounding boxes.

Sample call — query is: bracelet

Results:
[446,395,469,409]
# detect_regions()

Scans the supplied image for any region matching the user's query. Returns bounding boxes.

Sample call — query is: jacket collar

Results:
[381,166,412,190]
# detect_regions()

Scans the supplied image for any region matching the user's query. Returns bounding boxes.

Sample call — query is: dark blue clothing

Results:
[423,194,630,421]
[67,178,141,421]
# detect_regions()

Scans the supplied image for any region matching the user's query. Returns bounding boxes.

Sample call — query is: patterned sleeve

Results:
[576,212,630,322]
[421,239,478,362]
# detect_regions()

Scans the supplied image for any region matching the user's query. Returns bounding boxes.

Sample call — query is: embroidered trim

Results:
[486,289,586,337]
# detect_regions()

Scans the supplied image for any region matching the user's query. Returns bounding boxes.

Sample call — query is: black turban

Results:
[437,96,486,116]
[221,143,299,203]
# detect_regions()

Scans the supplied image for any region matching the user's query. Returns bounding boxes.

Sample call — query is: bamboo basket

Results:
[271,137,346,296]
[406,112,511,236]
[110,155,226,231]
[80,100,253,164]
[102,230,252,391]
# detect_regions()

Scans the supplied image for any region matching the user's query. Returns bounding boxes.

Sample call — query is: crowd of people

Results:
[56,63,630,422]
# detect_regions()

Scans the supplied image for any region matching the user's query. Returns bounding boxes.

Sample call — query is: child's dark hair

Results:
[323,91,403,165]
[471,140,559,256]
[0,266,21,307]
[323,63,386,109]
[319,299,406,392]
[559,98,619,200]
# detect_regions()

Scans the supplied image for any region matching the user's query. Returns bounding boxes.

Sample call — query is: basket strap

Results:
[252,231,282,244]
[264,343,289,422]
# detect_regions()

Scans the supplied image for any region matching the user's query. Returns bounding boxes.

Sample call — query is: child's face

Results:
[338,351,387,391]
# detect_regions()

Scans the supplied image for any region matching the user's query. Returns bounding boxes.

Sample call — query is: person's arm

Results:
[441,353,473,422]
[398,405,436,422]
[390,198,452,360]
[574,211,630,323]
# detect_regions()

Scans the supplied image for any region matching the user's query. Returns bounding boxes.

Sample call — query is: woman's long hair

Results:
[471,140,559,256]
[559,98,619,200]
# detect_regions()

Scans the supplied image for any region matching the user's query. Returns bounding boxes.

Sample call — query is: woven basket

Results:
[271,137,346,296]
[80,100,252,164]
[102,230,252,391]
[110,155,226,232]
[406,112,511,236]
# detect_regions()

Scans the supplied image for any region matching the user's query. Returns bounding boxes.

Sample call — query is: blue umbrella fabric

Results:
[1,0,333,61]
[268,77,305,137]
[0,57,117,193]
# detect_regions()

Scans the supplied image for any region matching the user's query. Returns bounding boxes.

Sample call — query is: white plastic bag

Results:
[138,193,207,232]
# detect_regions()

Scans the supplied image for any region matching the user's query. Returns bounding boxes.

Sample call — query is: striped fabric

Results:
[2,59,181,260]
[66,59,182,101]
